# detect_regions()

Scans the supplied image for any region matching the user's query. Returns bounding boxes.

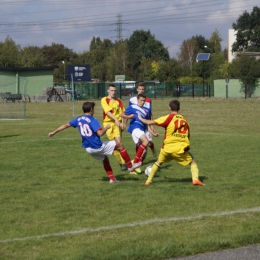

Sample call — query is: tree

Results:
[20,46,45,67]
[191,35,210,51]
[178,39,198,74]
[41,43,74,66]
[157,58,183,83]
[232,6,260,52]
[0,36,21,67]
[208,29,222,53]
[229,54,260,98]
[89,37,102,51]
[127,29,169,80]
[88,38,113,80]
[105,41,130,81]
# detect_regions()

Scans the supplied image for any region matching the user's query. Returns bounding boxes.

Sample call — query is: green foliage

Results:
[157,58,183,83]
[20,46,46,67]
[191,35,209,51]
[208,29,222,53]
[105,41,130,81]
[0,36,21,67]
[178,39,198,74]
[179,76,203,84]
[1,100,260,260]
[42,43,74,66]
[232,6,260,52]
[229,54,260,97]
[89,36,102,51]
[211,52,227,79]
[85,38,114,81]
[192,59,210,79]
[127,29,169,79]
[217,59,229,78]
[178,31,225,79]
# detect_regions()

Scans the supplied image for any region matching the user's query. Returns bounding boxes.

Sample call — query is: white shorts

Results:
[86,140,116,161]
[132,129,152,144]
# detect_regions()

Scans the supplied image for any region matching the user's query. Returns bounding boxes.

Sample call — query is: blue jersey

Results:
[129,96,152,119]
[124,105,150,133]
[69,115,103,149]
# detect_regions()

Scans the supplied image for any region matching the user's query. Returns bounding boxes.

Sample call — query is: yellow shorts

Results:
[158,148,193,166]
[103,122,122,140]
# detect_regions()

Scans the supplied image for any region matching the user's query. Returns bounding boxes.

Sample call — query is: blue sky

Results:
[0,0,259,58]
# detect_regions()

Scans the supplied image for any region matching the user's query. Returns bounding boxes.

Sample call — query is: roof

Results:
[0,66,58,71]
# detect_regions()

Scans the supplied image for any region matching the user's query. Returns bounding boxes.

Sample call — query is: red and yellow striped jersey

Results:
[154,113,190,154]
[101,97,125,123]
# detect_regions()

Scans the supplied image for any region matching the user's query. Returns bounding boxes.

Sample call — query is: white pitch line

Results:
[1,206,260,244]
[0,138,77,144]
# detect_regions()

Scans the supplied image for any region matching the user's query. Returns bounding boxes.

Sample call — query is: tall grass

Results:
[0,98,260,260]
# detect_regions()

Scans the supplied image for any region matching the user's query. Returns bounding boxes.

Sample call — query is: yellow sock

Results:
[191,163,199,181]
[113,150,125,165]
[147,162,160,183]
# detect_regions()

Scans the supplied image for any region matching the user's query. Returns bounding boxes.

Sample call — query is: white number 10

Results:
[79,122,92,137]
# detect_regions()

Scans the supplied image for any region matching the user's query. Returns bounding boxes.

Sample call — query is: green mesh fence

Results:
[0,73,28,119]
[54,81,215,100]
[165,82,214,98]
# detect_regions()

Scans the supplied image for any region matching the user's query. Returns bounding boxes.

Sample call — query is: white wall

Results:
[228,29,237,63]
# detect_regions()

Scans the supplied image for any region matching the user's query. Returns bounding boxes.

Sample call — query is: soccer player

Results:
[120,94,159,174]
[129,82,157,159]
[48,102,140,183]
[101,84,129,171]
[138,99,205,186]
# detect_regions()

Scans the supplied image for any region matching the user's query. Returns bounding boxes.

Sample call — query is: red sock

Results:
[103,159,115,181]
[119,148,132,168]
[135,143,139,153]
[134,144,146,163]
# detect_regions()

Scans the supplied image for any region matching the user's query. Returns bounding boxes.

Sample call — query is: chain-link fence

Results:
[0,72,28,119]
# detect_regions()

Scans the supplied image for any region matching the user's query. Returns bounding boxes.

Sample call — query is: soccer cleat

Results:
[131,160,141,174]
[128,161,142,172]
[192,180,205,186]
[134,167,142,174]
[109,179,119,184]
[130,171,138,175]
[151,148,157,158]
[120,164,127,171]
[144,181,152,186]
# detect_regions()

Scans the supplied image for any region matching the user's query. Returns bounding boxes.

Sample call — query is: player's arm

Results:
[106,111,120,127]
[101,98,120,127]
[49,123,71,137]
[121,117,128,131]
[96,124,111,137]
[147,125,160,137]
[120,112,134,131]
[120,113,134,119]
[149,112,156,133]
[138,113,155,125]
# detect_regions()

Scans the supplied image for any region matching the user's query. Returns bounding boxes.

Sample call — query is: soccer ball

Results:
[145,165,153,177]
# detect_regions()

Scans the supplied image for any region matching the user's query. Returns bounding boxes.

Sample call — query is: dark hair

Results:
[169,100,180,112]
[137,93,146,100]
[137,82,145,88]
[82,102,95,113]
[108,83,116,89]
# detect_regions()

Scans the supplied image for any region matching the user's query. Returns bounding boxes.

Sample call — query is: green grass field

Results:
[1,98,260,260]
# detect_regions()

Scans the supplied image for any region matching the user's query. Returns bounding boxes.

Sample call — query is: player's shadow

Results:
[163,175,207,183]
[0,134,20,138]
[102,173,142,182]
[144,158,157,164]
